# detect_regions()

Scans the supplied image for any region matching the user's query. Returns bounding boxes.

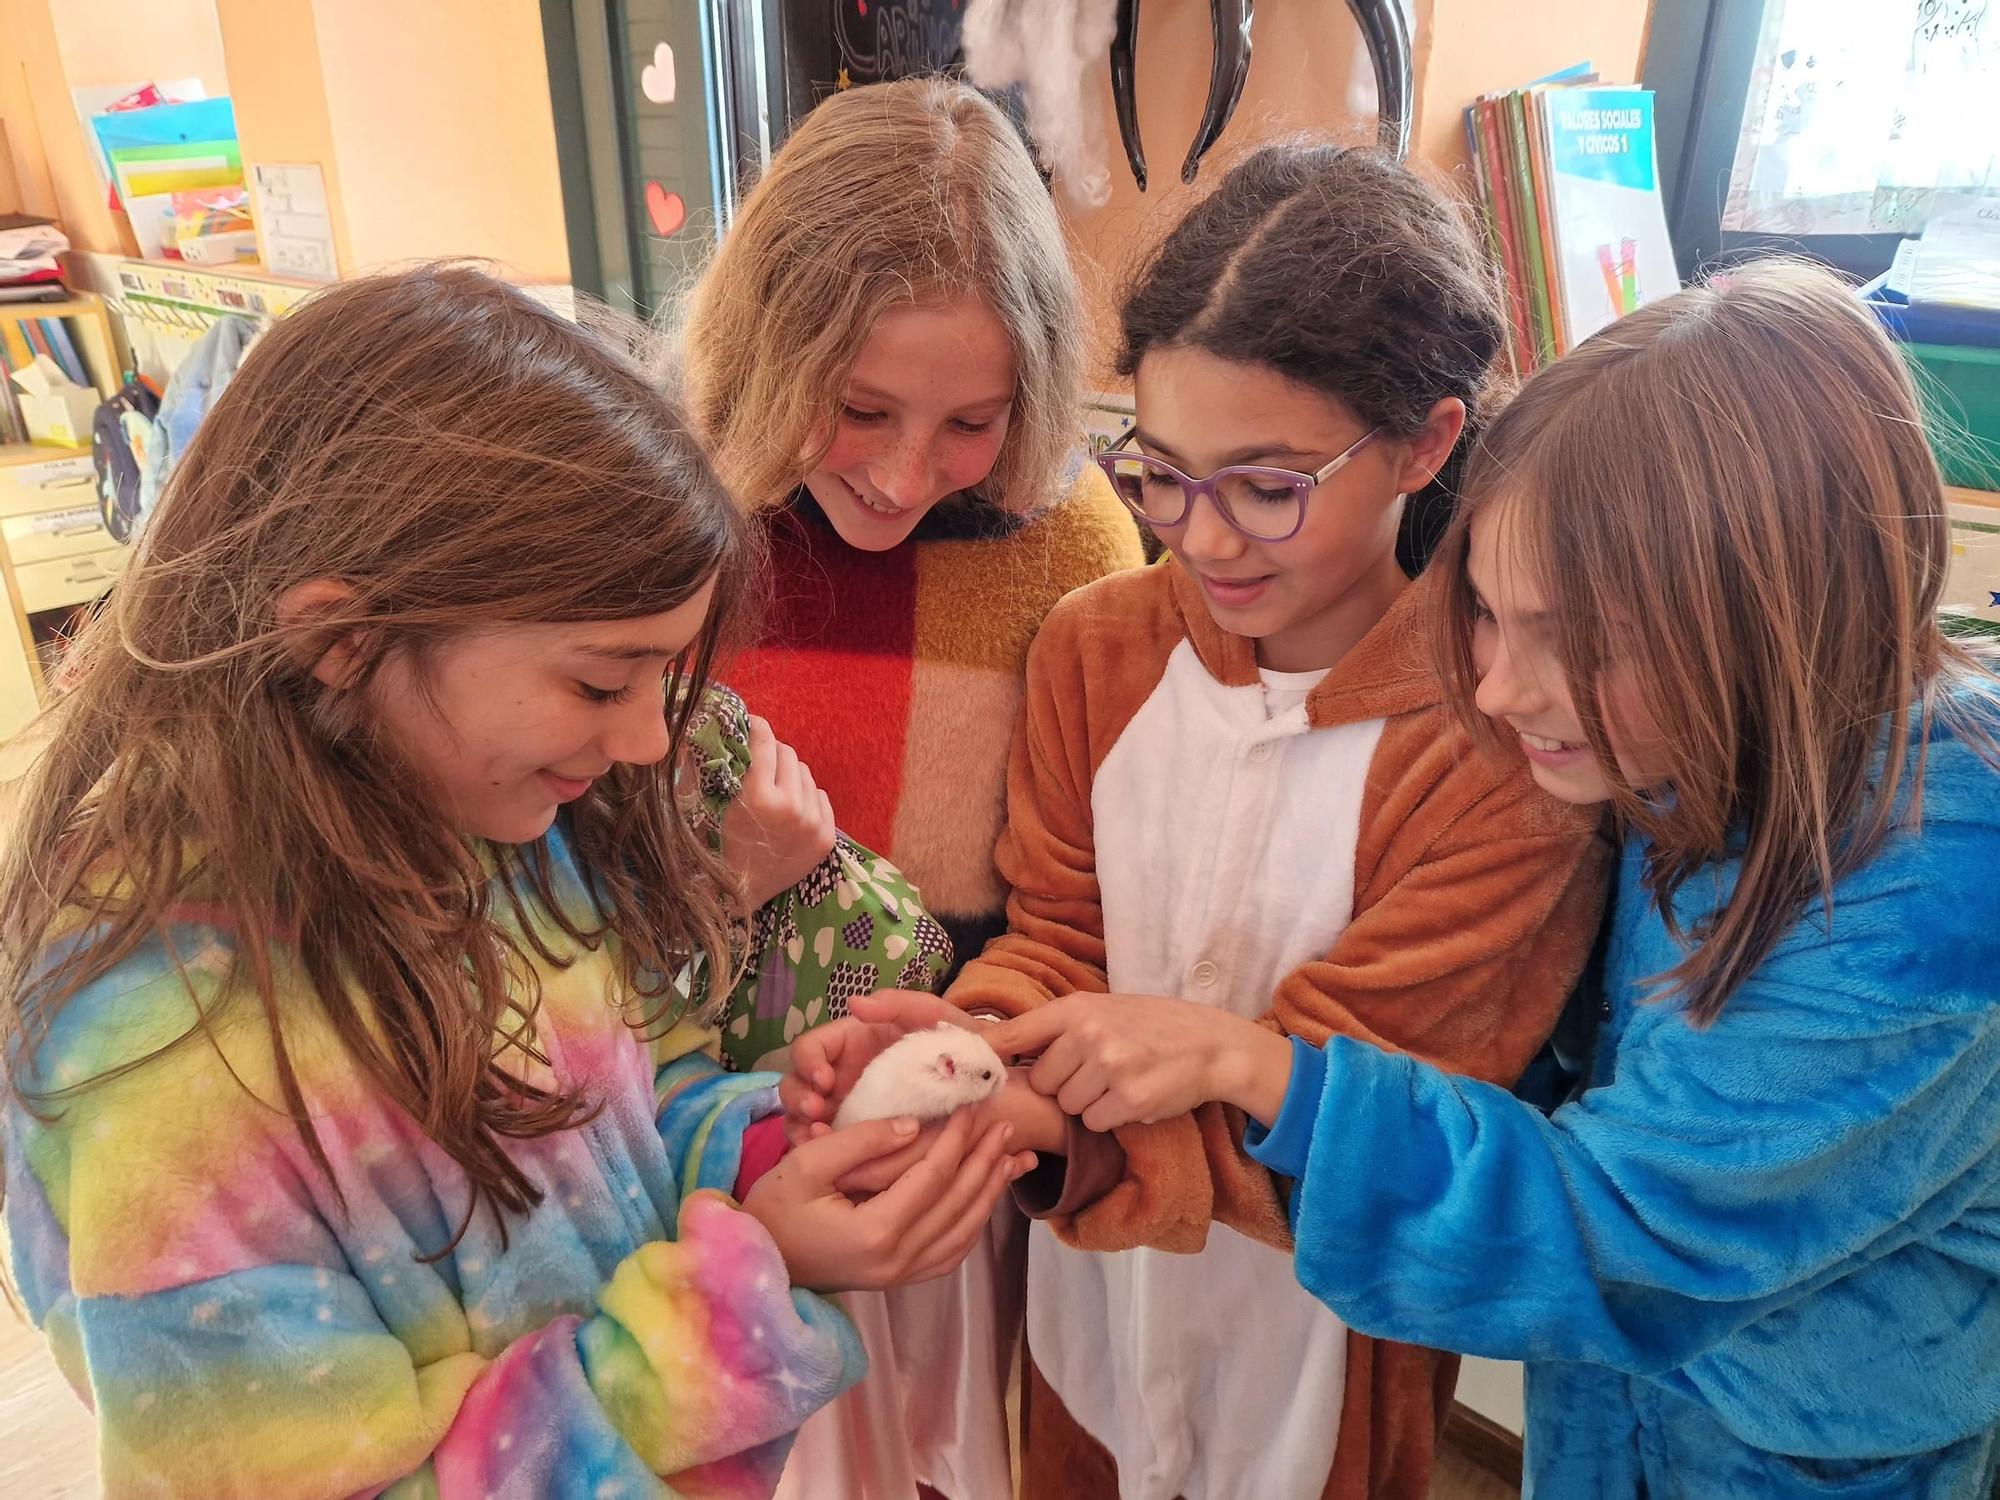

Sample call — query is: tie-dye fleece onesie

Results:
[3,824,864,1499]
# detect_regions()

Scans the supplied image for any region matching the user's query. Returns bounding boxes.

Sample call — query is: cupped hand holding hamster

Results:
[780,990,1063,1197]
[831,1025,1008,1127]
[780,989,982,1136]
[831,1063,1069,1197]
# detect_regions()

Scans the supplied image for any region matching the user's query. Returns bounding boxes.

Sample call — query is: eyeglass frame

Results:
[1093,425,1384,543]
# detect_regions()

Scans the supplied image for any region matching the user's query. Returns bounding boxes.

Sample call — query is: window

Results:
[1648,0,1999,279]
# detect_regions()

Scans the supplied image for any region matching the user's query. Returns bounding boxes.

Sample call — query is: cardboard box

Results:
[9,355,97,447]
[1946,490,2000,624]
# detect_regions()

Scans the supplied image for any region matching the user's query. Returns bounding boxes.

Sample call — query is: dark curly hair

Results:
[1116,143,1506,572]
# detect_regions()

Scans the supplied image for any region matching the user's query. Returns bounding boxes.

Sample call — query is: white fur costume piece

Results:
[962,0,1120,208]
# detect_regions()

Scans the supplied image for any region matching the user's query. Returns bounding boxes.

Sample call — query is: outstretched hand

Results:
[982,993,1296,1132]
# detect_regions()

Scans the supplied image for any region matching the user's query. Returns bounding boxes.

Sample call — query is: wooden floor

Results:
[1432,1439,1522,1500]
[1,1311,1519,1499]
[1,1314,96,1500]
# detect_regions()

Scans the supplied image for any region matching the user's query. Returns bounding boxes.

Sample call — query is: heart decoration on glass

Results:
[644,181,686,237]
[640,41,676,104]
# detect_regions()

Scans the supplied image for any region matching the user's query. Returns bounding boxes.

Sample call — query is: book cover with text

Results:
[1539,87,1677,347]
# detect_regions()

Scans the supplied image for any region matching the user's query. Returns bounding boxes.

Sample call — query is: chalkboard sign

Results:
[779,0,969,124]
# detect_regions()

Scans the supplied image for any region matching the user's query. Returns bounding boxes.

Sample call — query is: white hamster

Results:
[832,1025,1008,1128]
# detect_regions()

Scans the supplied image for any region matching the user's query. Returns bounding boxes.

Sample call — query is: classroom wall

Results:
[1419,0,1656,173]
[310,0,569,280]
[1057,1,1401,376]
[213,0,353,275]
[0,0,568,282]
[0,31,58,220]
[1057,0,1655,381]
[0,0,113,246]
[46,0,229,96]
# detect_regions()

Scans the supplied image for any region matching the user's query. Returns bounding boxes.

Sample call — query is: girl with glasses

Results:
[785,142,1609,1499]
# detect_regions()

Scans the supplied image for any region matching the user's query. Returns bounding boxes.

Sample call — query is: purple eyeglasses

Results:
[1094,426,1383,542]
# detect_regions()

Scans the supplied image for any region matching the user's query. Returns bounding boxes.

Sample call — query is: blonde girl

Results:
[681,77,1142,1500]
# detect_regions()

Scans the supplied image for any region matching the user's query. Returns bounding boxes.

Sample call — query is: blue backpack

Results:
[91,374,162,545]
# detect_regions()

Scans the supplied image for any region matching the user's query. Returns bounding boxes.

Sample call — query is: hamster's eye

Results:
[980,1069,992,1080]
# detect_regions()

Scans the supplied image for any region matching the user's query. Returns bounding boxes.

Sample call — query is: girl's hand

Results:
[777,990,974,1139]
[721,715,837,908]
[742,1111,1034,1291]
[834,1069,1069,1196]
[983,994,1296,1131]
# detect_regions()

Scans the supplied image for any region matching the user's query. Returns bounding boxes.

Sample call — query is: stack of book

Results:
[1464,65,1679,375]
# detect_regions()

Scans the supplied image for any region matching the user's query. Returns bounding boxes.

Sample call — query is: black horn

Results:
[1111,0,1147,190]
[1346,0,1414,159]
[1180,0,1253,186]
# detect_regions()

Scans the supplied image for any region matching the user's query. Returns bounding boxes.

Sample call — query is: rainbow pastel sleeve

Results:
[4,959,864,1499]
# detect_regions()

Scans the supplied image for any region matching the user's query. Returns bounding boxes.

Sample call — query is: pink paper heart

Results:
[640,42,676,104]
[644,181,686,238]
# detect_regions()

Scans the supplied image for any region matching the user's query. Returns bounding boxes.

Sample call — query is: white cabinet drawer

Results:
[2,506,113,565]
[12,547,123,614]
[0,453,95,520]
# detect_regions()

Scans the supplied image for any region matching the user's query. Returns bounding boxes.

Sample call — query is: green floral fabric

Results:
[687,685,954,1072]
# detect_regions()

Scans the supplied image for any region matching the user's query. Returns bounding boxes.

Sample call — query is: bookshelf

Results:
[0,293,120,447]
[0,294,122,739]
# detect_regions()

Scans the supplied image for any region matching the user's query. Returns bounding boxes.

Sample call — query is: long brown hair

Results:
[1116,142,1506,571]
[680,76,1084,514]
[1,266,752,1243]
[1435,258,1998,1023]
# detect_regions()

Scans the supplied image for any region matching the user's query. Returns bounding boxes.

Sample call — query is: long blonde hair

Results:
[1435,259,1998,1024]
[682,77,1085,513]
[1,266,752,1246]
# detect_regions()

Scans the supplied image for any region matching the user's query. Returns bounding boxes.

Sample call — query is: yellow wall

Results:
[311,0,568,280]
[0,22,60,220]
[0,122,21,212]
[1060,2,1394,369]
[47,0,229,95]
[0,0,567,282]
[1418,0,1655,174]
[0,0,116,248]
[214,0,355,274]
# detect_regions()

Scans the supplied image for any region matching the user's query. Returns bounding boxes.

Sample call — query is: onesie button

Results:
[1190,961,1220,988]
[1247,741,1273,762]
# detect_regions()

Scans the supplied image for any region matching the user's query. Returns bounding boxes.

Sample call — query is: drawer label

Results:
[26,506,103,536]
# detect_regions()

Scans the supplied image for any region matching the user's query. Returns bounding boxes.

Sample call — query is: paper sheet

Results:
[250,163,338,282]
